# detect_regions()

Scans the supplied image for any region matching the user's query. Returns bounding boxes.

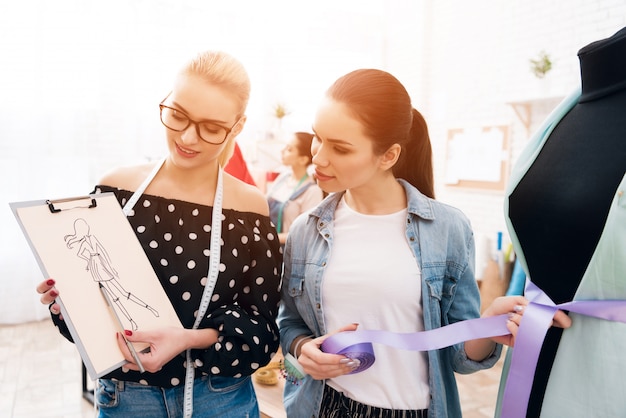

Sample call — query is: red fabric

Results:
[225,142,257,187]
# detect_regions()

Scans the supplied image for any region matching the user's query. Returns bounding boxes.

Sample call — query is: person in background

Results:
[36,50,282,418]
[277,68,571,417]
[266,131,324,244]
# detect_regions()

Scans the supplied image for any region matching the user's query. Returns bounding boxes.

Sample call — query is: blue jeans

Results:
[95,375,259,418]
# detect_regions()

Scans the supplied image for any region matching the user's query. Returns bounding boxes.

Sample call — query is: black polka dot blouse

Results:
[52,186,283,388]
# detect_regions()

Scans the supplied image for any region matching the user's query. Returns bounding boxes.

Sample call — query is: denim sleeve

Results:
[277,222,316,356]
[446,218,502,373]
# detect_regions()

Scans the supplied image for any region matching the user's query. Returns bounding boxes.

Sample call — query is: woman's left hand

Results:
[116,327,217,373]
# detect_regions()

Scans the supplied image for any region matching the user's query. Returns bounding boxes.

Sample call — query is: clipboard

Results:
[10,193,183,380]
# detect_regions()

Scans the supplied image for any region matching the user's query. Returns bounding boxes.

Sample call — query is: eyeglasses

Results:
[159,103,237,145]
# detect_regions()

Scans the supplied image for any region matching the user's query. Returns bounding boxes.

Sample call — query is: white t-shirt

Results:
[322,197,430,410]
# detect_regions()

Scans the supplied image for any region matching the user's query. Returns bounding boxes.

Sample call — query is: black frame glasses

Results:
[159,102,238,145]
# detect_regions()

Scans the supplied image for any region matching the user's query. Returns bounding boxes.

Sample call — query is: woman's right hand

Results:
[297,323,360,380]
[36,279,62,320]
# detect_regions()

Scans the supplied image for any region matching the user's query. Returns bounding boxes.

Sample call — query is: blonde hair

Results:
[180,50,251,167]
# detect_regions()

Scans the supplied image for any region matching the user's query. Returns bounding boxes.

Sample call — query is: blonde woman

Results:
[37,51,282,418]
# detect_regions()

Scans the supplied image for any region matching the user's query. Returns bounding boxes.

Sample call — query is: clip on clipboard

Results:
[47,196,97,213]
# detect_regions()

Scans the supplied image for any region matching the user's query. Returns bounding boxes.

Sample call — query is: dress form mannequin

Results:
[506,27,626,416]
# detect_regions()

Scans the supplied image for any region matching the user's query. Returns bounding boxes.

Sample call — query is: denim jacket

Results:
[278,179,502,418]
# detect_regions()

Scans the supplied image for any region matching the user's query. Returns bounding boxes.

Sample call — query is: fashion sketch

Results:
[64,218,159,330]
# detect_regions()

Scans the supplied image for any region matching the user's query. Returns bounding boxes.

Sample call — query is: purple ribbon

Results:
[321,279,626,417]
[321,314,511,373]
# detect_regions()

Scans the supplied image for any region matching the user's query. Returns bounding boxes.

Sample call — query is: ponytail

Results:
[393,108,435,198]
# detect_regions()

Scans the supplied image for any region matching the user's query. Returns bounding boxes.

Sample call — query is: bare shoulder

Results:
[98,162,157,191]
[223,173,269,216]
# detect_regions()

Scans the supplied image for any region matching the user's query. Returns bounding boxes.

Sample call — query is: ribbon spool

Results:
[320,341,375,374]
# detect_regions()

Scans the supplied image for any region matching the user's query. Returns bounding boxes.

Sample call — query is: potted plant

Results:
[267,102,290,141]
[273,102,290,121]
[530,50,552,79]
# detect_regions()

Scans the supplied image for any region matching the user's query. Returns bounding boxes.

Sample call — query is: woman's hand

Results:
[482,296,573,347]
[117,327,218,373]
[36,279,63,320]
[296,323,360,380]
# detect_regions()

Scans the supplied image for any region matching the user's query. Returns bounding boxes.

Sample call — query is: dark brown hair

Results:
[326,69,435,198]
[293,131,315,165]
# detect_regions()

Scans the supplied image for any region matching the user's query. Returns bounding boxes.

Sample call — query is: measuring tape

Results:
[122,159,164,216]
[182,166,223,417]
[123,158,224,418]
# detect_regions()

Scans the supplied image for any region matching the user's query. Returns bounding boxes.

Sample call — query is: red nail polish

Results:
[50,290,58,297]
[47,279,55,286]
[125,330,133,336]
